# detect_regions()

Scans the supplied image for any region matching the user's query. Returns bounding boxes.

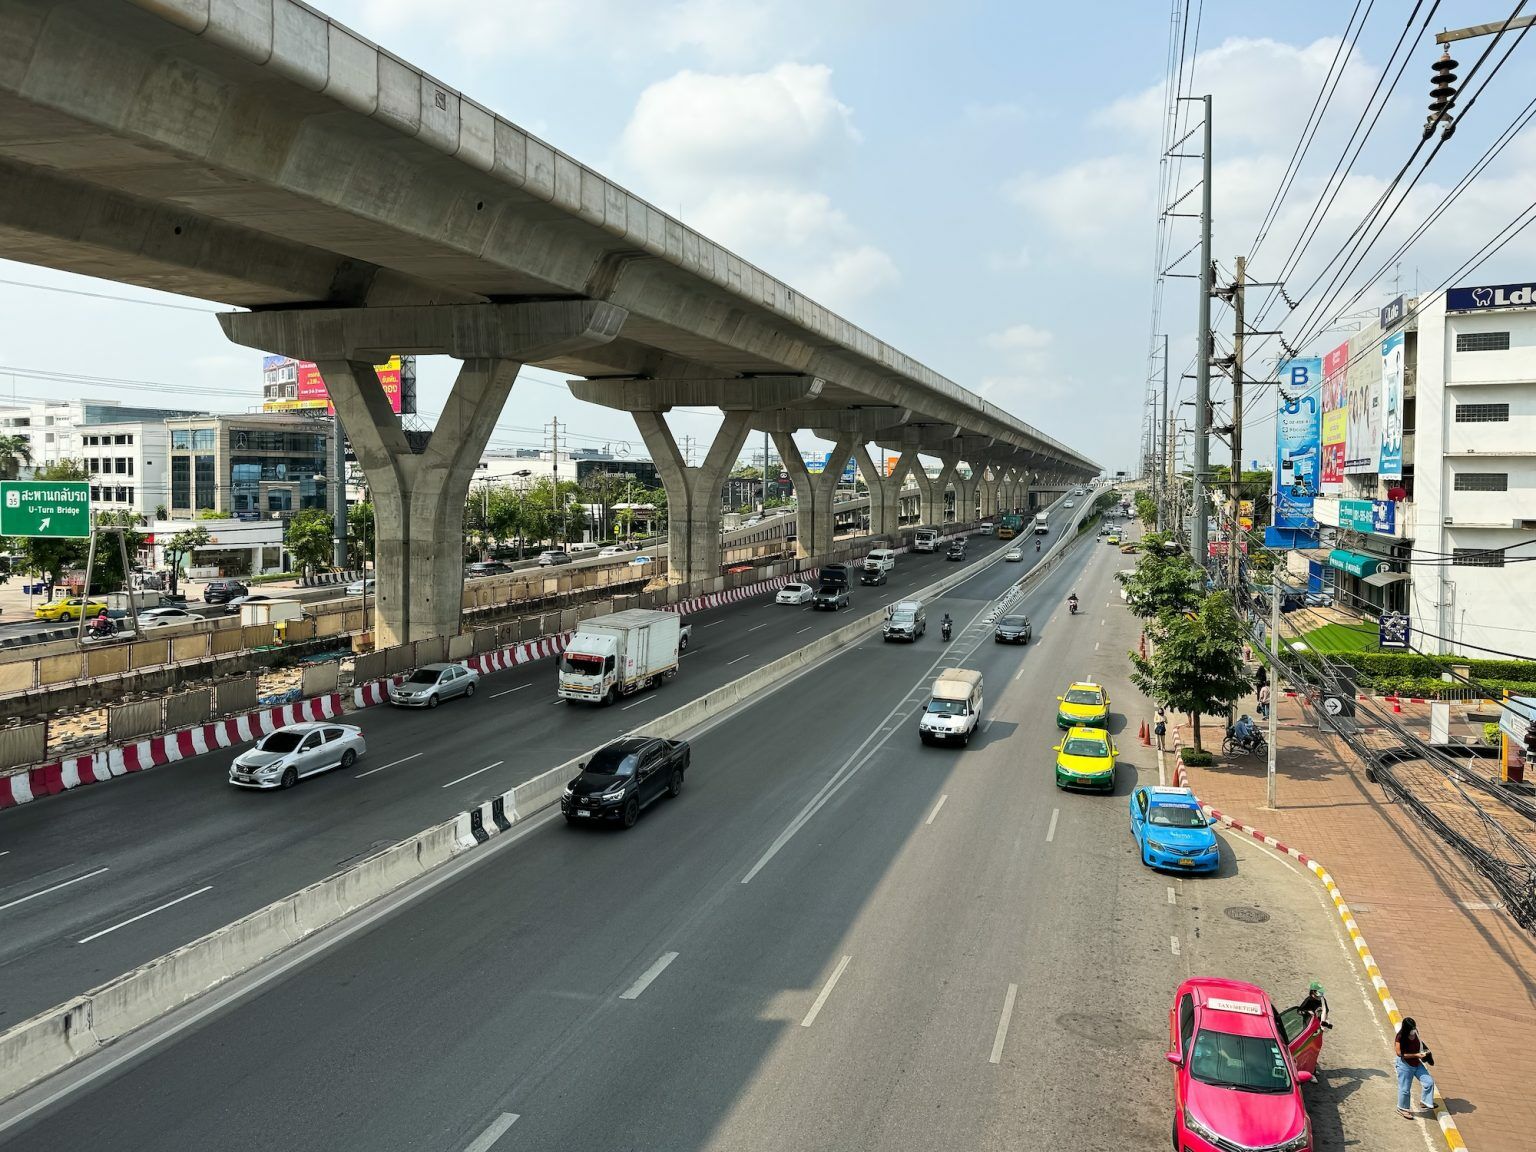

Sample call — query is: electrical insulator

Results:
[1426,50,1459,137]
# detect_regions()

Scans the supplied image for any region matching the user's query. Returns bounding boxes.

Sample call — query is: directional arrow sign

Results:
[0,481,91,538]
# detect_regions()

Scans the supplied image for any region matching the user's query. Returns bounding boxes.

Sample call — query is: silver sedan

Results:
[228,722,367,789]
[388,662,480,708]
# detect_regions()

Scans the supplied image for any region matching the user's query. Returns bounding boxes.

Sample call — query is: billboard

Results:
[885,454,902,478]
[1273,358,1322,532]
[1320,340,1349,493]
[1343,338,1380,475]
[1447,281,1536,312]
[1379,330,1405,481]
[1339,497,1396,535]
[262,355,407,414]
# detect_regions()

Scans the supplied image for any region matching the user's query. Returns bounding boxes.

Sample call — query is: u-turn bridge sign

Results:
[0,481,91,538]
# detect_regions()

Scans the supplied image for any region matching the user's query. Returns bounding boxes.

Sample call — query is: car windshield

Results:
[1149,804,1207,828]
[1189,1028,1292,1093]
[406,669,441,685]
[258,731,304,753]
[562,652,604,674]
[585,748,639,777]
[999,616,1027,628]
[926,699,966,716]
[1063,737,1107,757]
[1065,689,1104,706]
[890,611,916,624]
[783,584,807,593]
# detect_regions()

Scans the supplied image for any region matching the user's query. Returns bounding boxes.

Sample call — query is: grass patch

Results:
[1298,621,1379,654]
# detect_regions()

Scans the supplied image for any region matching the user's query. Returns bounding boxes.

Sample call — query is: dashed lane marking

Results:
[801,954,852,1027]
[355,752,422,779]
[489,685,528,699]
[620,951,679,1001]
[441,761,503,789]
[0,867,110,914]
[925,795,948,825]
[1170,936,1181,956]
[1046,808,1059,843]
[989,984,1019,1064]
[461,1113,519,1152]
[78,885,213,944]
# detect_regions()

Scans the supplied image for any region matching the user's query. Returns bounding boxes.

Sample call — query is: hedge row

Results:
[1325,651,1536,683]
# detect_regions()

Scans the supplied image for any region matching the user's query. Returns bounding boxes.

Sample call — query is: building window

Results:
[84,435,97,446]
[115,486,129,503]
[90,486,100,501]
[267,488,293,512]
[171,430,191,450]
[195,454,216,510]
[192,428,217,451]
[1454,403,1510,423]
[115,458,128,474]
[1453,548,1505,568]
[171,457,191,509]
[86,458,98,473]
[1453,472,1509,492]
[1456,331,1511,352]
[114,434,128,445]
[125,434,134,445]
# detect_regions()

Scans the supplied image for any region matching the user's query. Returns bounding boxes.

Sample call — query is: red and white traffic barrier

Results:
[0,693,343,810]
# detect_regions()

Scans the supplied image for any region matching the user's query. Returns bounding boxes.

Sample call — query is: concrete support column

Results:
[978,464,1003,518]
[851,443,893,537]
[921,458,957,527]
[953,467,978,524]
[220,301,624,646]
[633,410,753,585]
[775,432,857,559]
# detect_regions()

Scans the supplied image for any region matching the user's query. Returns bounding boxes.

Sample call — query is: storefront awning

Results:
[1362,570,1411,587]
[1328,548,1386,578]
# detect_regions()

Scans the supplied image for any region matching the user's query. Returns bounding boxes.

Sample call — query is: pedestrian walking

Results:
[1255,664,1268,690]
[1154,707,1168,751]
[1256,683,1271,721]
[1394,1017,1436,1118]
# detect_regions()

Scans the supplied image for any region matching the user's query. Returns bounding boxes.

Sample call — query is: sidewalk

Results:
[1173,698,1534,1152]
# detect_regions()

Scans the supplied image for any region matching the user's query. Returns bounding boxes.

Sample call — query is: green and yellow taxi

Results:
[1056,681,1110,729]
[1054,726,1118,791]
[1105,532,1121,545]
[34,597,108,622]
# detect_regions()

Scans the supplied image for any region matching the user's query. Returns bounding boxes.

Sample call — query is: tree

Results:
[1129,590,1251,751]
[0,434,33,480]
[1116,532,1203,623]
[196,507,224,521]
[162,525,211,596]
[1133,491,1157,527]
[88,509,147,592]
[347,501,375,568]
[285,509,334,576]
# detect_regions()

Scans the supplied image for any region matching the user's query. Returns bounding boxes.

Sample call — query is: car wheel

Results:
[668,768,684,798]
[340,749,357,770]
[464,681,476,698]
[280,766,298,789]
[680,634,689,652]
[60,611,73,621]
[426,693,439,709]
[621,796,640,829]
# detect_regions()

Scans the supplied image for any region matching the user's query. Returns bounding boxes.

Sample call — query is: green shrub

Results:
[1483,722,1502,746]
[1180,746,1215,767]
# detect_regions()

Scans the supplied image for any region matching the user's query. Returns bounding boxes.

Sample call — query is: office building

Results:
[165,413,333,521]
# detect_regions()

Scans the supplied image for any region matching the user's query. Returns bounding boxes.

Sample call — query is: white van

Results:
[864,548,897,574]
[918,669,984,746]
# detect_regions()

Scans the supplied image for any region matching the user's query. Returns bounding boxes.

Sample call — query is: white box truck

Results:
[913,528,941,552]
[558,608,681,705]
[1034,513,1050,535]
[918,668,984,746]
[240,599,304,626]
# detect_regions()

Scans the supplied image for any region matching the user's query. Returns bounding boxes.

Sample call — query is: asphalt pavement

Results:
[0,528,1043,1024]
[0,521,1421,1152]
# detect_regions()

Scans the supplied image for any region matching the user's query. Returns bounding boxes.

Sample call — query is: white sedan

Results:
[776,581,815,605]
[630,556,654,567]
[1004,547,1025,562]
[228,722,367,789]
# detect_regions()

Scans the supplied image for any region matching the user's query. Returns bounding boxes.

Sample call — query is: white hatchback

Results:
[1004,547,1025,562]
[776,581,815,605]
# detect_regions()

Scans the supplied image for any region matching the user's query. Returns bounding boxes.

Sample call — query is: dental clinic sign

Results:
[1446,281,1536,312]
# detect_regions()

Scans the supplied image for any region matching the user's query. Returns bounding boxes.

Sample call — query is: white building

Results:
[80,421,171,520]
[1410,282,1536,657]
[0,399,201,472]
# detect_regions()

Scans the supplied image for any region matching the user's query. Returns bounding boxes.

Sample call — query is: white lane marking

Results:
[489,685,528,699]
[462,1112,520,1152]
[748,622,772,632]
[0,851,8,859]
[619,951,679,1000]
[0,866,110,914]
[801,954,852,1027]
[441,761,504,789]
[726,654,751,665]
[1015,667,1026,681]
[703,620,726,628]
[621,697,656,711]
[1170,936,1181,956]
[549,698,564,705]
[925,795,948,825]
[1094,642,1100,651]
[1100,618,1106,626]
[1045,808,1059,843]
[983,719,994,732]
[796,626,812,634]
[355,751,423,779]
[1167,887,1177,905]
[989,984,1019,1064]
[78,885,213,944]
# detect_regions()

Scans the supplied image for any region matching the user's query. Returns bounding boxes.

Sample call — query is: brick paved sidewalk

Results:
[1171,699,1533,1152]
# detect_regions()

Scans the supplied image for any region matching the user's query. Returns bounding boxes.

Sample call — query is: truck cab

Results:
[919,669,984,746]
[558,609,681,705]
[913,528,941,552]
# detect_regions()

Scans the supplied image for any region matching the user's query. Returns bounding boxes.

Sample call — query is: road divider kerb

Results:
[0,520,1088,1105]
[1164,751,1469,1151]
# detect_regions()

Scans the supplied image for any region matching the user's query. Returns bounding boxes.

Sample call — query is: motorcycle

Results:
[1221,726,1268,758]
[941,620,953,642]
[1068,598,1078,616]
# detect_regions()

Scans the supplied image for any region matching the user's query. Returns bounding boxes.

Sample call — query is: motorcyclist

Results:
[1035,539,1041,552]
[88,609,116,638]
[1231,712,1259,748]
[1067,592,1078,615]
[941,613,953,641]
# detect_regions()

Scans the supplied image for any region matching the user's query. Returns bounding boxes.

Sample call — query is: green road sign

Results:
[0,481,91,538]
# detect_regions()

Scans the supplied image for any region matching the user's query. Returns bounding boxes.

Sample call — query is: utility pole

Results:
[548,416,562,543]
[1228,255,1246,591]
[1158,334,1169,532]
[1267,566,1280,808]
[1192,93,1213,569]
[332,413,348,569]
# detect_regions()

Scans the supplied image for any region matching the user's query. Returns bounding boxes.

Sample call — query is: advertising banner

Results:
[1344,342,1380,475]
[1273,358,1322,531]
[803,451,829,474]
[885,454,902,478]
[1447,282,1536,312]
[1320,340,1349,492]
[1379,331,1405,481]
[1378,611,1411,651]
[263,355,405,414]
[1339,498,1396,535]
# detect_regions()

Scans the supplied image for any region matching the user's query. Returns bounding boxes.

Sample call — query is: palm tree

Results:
[0,434,33,480]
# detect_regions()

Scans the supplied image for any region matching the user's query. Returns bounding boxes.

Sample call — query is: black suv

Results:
[203,578,249,604]
[465,561,514,578]
[813,584,850,610]
[561,737,691,829]
[945,541,967,561]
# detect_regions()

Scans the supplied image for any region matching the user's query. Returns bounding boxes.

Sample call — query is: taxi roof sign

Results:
[1206,997,1265,1016]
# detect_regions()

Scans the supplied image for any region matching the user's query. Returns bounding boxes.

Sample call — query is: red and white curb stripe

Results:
[0,694,342,810]
[1168,754,1469,1152]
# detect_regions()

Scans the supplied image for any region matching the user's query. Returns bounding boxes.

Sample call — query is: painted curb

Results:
[1164,750,1468,1152]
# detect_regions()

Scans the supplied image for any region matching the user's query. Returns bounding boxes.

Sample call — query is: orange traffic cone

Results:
[1139,720,1151,747]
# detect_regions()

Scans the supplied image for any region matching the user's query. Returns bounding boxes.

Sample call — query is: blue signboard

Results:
[1380,331,1404,481]
[842,456,857,483]
[1339,498,1396,535]
[1273,358,1322,532]
[1446,282,1536,312]
[1378,612,1411,651]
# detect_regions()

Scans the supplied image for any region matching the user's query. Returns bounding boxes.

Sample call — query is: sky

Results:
[1,0,1532,474]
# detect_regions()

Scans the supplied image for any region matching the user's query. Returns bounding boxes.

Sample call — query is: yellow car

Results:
[1057,681,1110,729]
[34,597,108,622]
[1105,532,1122,545]
[1054,726,1118,791]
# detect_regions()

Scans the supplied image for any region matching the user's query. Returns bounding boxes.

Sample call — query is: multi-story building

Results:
[80,421,172,520]
[0,399,201,471]
[1410,281,1536,658]
[165,413,333,521]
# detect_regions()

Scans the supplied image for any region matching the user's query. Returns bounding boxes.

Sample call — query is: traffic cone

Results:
[1139,720,1151,747]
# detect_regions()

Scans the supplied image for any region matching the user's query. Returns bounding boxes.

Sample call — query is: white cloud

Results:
[801,245,900,304]
[987,245,1032,273]
[1008,155,1154,249]
[986,323,1054,353]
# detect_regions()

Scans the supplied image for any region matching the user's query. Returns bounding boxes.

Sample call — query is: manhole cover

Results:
[1224,905,1271,923]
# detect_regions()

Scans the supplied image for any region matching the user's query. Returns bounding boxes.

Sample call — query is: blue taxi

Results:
[1129,785,1220,873]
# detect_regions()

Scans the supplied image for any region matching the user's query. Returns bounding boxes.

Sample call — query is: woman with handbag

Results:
[1394,1017,1436,1117]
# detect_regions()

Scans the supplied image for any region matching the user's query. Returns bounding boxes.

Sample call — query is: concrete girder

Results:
[773,431,857,559]
[630,410,753,586]
[567,376,824,412]
[746,406,912,438]
[219,301,626,645]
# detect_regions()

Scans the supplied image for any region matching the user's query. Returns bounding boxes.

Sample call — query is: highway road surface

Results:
[0,523,1418,1152]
